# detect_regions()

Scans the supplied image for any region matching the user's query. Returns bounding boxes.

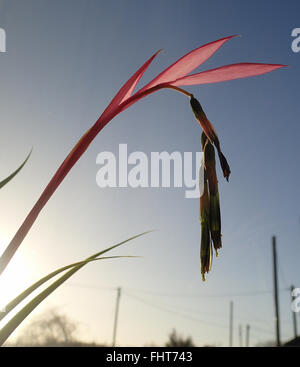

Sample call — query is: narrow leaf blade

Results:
[0,231,150,322]
[172,63,286,86]
[0,256,137,345]
[140,35,237,91]
[0,150,32,189]
[101,50,161,118]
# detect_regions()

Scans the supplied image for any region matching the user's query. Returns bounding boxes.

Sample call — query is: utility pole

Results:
[238,324,243,347]
[245,324,250,347]
[272,236,281,347]
[112,287,121,347]
[291,285,298,339]
[229,301,233,347]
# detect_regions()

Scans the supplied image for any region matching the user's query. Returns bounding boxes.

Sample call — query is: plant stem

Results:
[0,83,191,275]
[165,85,192,98]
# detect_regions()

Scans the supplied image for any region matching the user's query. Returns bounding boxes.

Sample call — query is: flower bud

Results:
[190,96,218,144]
[190,96,231,181]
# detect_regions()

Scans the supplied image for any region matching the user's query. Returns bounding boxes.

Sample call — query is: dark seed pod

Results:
[200,168,212,281]
[203,138,222,252]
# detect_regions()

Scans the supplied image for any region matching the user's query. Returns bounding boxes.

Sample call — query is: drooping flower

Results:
[200,132,222,280]
[0,35,286,276]
[190,96,231,181]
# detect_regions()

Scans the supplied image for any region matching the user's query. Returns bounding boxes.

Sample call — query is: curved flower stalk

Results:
[190,96,231,181]
[0,35,285,276]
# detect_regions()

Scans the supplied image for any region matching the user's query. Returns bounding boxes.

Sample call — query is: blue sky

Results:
[0,0,299,346]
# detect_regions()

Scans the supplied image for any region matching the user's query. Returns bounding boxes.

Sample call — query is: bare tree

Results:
[13,310,99,347]
[165,329,195,347]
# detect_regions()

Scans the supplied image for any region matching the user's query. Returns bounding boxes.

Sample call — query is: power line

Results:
[245,325,250,347]
[124,287,289,299]
[160,303,272,327]
[66,283,116,291]
[229,301,233,347]
[272,236,281,347]
[66,281,292,339]
[239,324,243,347]
[66,280,288,330]
[112,287,121,347]
[124,291,230,330]
[66,282,289,299]
[65,282,292,341]
[125,291,290,338]
[290,285,298,339]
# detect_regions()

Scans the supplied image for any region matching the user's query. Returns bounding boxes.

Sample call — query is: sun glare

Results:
[0,233,33,312]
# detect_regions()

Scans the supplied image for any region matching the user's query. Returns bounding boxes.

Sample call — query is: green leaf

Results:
[0,150,32,189]
[0,256,138,322]
[0,231,151,345]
